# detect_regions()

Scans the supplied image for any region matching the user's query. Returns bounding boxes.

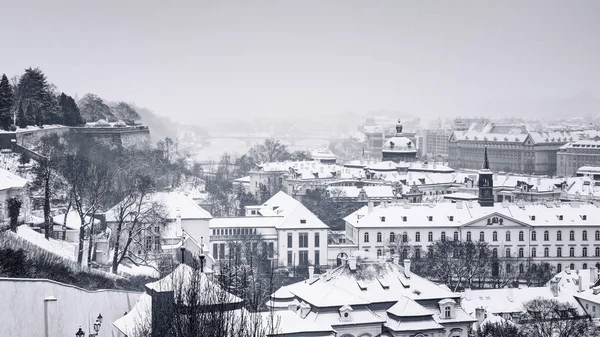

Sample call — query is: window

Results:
[390,232,395,243]
[583,231,588,241]
[390,249,395,256]
[453,231,459,241]
[415,248,421,259]
[444,306,451,318]
[380,216,386,222]
[315,232,320,248]
[596,247,600,257]
[570,230,575,241]
[506,248,511,258]
[506,264,512,273]
[557,247,562,257]
[518,248,524,258]
[531,247,537,257]
[519,264,524,274]
[583,247,588,257]
[299,233,308,248]
[493,231,498,241]
[402,232,408,242]
[596,230,600,241]
[493,248,498,258]
[466,231,472,242]
[145,236,152,251]
[287,251,293,266]
[531,231,537,241]
[480,231,485,241]
[557,264,562,272]
[428,232,433,242]
[300,219,306,224]
[364,232,369,243]
[402,248,408,259]
[268,242,274,259]
[519,231,524,241]
[570,247,575,257]
[299,251,308,266]
[544,231,549,241]
[415,232,421,242]
[288,233,293,247]
[506,231,511,241]
[377,232,382,243]
[583,263,588,270]
[557,231,562,241]
[377,249,382,257]
[544,247,549,257]
[570,263,575,270]
[213,243,218,259]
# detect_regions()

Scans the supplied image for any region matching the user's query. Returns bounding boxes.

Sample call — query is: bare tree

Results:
[248,138,290,163]
[520,298,598,337]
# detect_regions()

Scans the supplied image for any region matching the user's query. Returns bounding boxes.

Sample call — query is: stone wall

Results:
[0,278,141,337]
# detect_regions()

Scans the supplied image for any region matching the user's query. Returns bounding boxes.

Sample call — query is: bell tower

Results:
[478,146,494,207]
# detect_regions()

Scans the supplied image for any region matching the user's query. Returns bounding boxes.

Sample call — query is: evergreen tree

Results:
[59,93,84,126]
[0,74,14,130]
[16,104,27,128]
[13,67,58,127]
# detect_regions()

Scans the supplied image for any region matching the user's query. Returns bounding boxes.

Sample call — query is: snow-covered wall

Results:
[0,278,141,337]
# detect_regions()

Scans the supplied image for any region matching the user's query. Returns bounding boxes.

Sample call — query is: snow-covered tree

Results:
[0,74,14,130]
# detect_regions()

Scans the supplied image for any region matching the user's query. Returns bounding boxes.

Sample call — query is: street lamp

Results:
[76,327,85,337]
[93,319,101,333]
[97,313,103,325]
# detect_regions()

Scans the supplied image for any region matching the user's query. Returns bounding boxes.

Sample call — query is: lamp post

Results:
[76,327,85,337]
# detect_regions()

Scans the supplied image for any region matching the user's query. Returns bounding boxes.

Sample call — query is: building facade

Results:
[556,140,600,177]
[423,128,452,159]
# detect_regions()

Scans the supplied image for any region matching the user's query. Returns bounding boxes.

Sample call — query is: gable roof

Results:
[106,191,212,222]
[0,167,28,191]
[261,192,328,229]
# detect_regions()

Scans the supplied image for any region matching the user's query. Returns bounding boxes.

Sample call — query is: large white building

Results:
[340,153,600,274]
[209,191,329,268]
[0,167,30,225]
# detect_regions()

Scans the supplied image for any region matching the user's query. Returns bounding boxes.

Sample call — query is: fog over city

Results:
[2,0,600,128]
[3,2,600,337]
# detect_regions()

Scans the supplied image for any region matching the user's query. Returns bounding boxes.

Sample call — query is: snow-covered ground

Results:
[118,263,159,278]
[16,225,78,261]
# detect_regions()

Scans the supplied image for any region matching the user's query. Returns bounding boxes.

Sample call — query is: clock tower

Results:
[478,146,494,207]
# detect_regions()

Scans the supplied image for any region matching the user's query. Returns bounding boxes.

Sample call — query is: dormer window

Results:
[402,216,407,222]
[300,219,306,224]
[380,216,386,222]
[448,216,454,222]
[339,304,353,322]
[530,215,536,221]
[427,216,433,221]
[557,215,563,221]
[581,215,587,220]
[445,306,452,318]
[438,298,456,319]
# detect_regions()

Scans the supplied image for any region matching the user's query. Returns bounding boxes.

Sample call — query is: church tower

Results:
[478,146,494,207]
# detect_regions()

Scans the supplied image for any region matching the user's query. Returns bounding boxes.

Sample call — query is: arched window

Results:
[569,230,575,241]
[493,231,498,241]
[544,230,549,241]
[519,231,524,241]
[441,232,446,241]
[506,248,511,258]
[596,247,600,257]
[389,232,395,243]
[518,248,524,258]
[570,247,575,257]
[557,264,562,272]
[583,247,588,257]
[479,231,485,241]
[492,248,498,258]
[531,247,537,257]
[544,247,549,257]
[583,263,588,270]
[402,232,408,243]
[377,232,382,243]
[506,231,511,241]
[557,247,562,257]
[444,306,451,318]
[415,232,421,242]
[466,231,472,242]
[364,232,369,243]
[402,248,408,259]
[415,248,421,259]
[377,249,382,257]
[519,264,524,274]
[583,230,588,241]
[453,231,459,241]
[596,230,600,241]
[531,231,537,241]
[428,232,433,242]
[506,264,512,273]
[570,263,575,270]
[557,231,562,241]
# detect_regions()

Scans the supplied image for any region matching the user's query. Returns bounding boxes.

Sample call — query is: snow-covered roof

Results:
[0,167,28,191]
[548,268,599,299]
[106,191,212,222]
[327,185,399,199]
[261,192,329,230]
[113,292,151,337]
[347,201,600,228]
[52,211,100,230]
[209,216,283,228]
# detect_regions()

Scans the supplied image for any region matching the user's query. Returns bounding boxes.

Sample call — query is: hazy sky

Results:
[2,1,599,124]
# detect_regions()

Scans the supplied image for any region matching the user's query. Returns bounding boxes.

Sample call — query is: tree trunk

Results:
[43,171,51,239]
[87,211,97,267]
[111,222,123,274]
[77,223,85,264]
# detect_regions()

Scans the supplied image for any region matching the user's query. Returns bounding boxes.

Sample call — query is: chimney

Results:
[175,207,183,237]
[590,266,599,285]
[593,286,600,295]
[475,307,486,324]
[392,254,400,265]
[578,274,584,293]
[349,257,357,271]
[507,287,514,302]
[368,200,374,213]
[403,259,411,278]
[308,266,314,280]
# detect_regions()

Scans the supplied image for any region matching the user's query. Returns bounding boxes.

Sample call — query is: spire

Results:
[483,145,489,170]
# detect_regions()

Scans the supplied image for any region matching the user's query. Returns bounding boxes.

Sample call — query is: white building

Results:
[0,167,29,225]
[209,191,329,268]
[266,256,476,337]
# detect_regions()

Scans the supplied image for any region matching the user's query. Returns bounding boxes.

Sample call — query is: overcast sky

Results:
[2,1,599,124]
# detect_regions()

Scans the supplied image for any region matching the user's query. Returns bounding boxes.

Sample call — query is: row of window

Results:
[287,232,320,248]
[213,241,275,260]
[212,228,258,236]
[370,246,600,260]
[287,250,320,266]
[363,230,600,243]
